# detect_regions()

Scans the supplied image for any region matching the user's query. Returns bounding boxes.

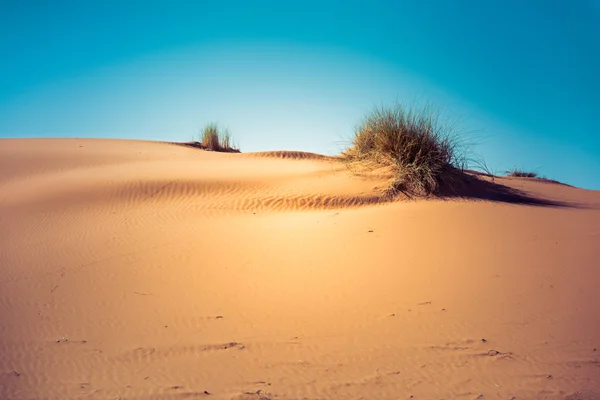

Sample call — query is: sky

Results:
[1,1,599,188]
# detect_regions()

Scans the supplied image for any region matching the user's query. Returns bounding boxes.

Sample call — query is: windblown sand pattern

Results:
[1,138,599,399]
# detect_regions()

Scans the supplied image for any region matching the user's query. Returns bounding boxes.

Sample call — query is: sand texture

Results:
[1,138,599,400]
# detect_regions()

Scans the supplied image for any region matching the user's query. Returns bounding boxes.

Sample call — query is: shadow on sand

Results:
[430,169,581,208]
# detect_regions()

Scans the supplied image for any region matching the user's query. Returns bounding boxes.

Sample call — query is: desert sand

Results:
[1,138,599,400]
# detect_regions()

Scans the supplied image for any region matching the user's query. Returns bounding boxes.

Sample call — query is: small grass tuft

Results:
[506,169,538,178]
[199,123,240,152]
[342,103,467,196]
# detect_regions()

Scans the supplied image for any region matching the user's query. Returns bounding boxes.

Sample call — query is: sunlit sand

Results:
[1,138,599,399]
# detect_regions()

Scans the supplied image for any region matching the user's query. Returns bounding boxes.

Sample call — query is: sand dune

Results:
[1,138,599,400]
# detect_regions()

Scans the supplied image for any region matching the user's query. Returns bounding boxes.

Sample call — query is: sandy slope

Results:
[1,138,599,400]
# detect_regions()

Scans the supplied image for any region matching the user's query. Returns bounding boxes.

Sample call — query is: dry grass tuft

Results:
[506,169,538,178]
[342,103,467,196]
[199,123,240,152]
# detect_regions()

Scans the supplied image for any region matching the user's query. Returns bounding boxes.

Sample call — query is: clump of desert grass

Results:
[197,123,240,152]
[342,103,467,196]
[506,169,538,178]
[505,168,571,186]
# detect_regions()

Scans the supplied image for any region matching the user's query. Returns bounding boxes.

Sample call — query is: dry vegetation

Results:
[506,169,538,178]
[185,123,240,153]
[342,104,468,196]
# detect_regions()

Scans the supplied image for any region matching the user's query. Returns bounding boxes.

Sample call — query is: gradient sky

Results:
[1,1,599,188]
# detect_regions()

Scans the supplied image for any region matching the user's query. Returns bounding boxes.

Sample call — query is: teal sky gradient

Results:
[1,1,599,188]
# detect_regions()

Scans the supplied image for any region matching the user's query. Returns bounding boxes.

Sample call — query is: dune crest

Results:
[241,150,336,161]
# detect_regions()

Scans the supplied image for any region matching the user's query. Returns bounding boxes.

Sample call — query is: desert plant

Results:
[343,103,466,196]
[201,123,220,150]
[199,123,239,152]
[506,169,538,178]
[468,154,498,182]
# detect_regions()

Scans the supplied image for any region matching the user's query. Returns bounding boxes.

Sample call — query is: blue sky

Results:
[1,1,599,188]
